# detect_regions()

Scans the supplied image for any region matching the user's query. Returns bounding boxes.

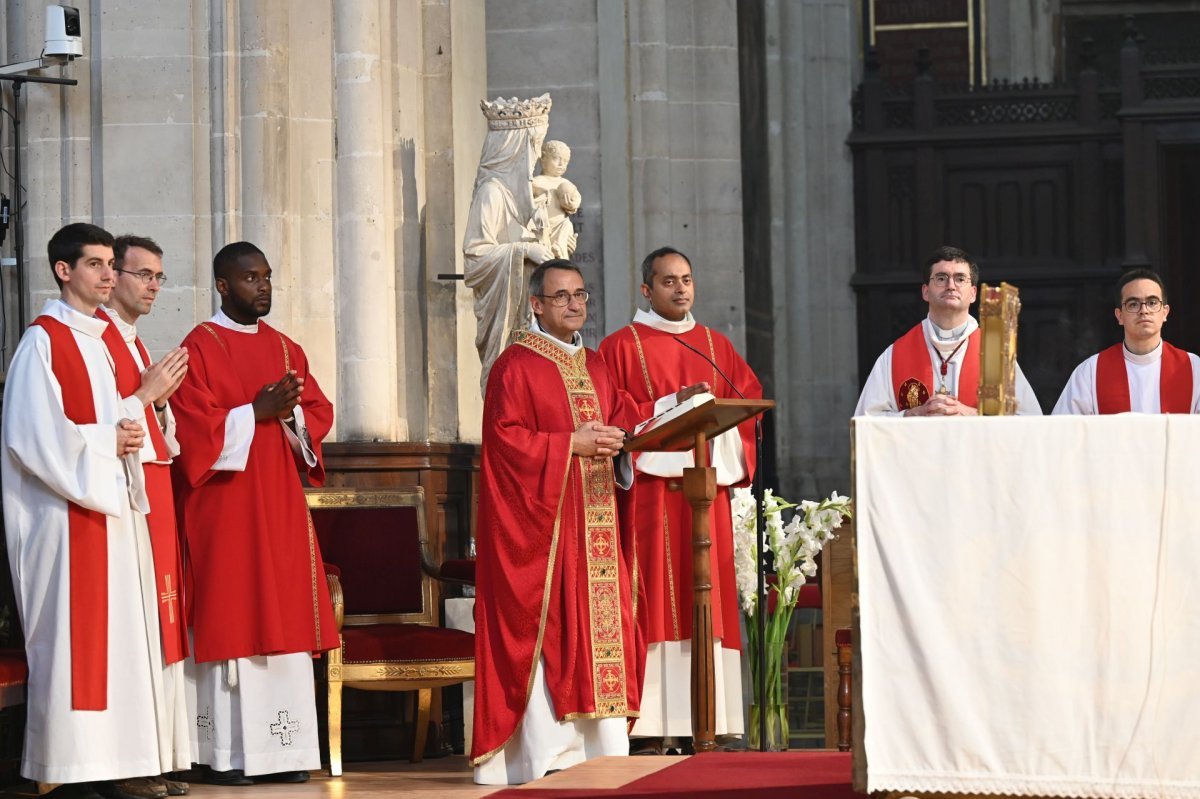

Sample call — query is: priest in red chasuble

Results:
[854,245,1041,417]
[598,246,761,751]
[472,260,644,785]
[1054,268,1200,414]
[1,224,177,795]
[171,242,337,785]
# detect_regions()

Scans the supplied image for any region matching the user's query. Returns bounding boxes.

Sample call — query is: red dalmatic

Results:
[471,334,643,766]
[598,322,761,652]
[170,321,338,662]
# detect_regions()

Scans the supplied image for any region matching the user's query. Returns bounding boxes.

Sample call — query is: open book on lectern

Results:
[633,392,716,436]
[626,394,774,454]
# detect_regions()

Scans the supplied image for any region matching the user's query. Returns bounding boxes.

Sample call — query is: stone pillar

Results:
[418,0,488,441]
[765,0,858,497]
[627,0,746,345]
[333,0,400,440]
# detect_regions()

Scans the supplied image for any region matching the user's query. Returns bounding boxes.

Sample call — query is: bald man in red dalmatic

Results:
[171,242,337,786]
[598,247,761,753]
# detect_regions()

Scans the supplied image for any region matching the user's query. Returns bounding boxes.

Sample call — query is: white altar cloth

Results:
[854,415,1200,799]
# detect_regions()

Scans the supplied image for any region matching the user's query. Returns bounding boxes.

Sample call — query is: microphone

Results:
[674,336,745,398]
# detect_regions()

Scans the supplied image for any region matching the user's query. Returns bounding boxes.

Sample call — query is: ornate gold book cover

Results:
[977,282,1020,416]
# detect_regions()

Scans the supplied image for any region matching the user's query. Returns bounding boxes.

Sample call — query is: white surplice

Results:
[1,300,170,782]
[101,307,192,772]
[183,309,320,776]
[1052,342,1200,415]
[854,316,1043,416]
[624,309,746,740]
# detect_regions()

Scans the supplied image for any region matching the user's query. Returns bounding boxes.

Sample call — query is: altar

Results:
[851,415,1200,799]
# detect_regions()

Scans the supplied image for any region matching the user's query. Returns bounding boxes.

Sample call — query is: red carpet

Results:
[490,751,858,798]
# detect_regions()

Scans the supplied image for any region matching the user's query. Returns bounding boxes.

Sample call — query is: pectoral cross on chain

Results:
[160,575,179,624]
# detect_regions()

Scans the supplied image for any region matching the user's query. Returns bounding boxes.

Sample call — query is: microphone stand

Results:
[673,336,770,750]
[753,414,767,750]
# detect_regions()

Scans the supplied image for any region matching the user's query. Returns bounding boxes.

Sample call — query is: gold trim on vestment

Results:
[628,324,656,397]
[514,332,630,718]
[470,376,575,768]
[199,322,226,351]
[306,511,321,649]
[663,509,680,640]
[704,327,718,389]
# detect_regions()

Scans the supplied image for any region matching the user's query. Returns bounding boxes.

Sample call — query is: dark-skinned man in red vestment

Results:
[170,242,337,786]
[598,246,761,753]
[472,259,643,785]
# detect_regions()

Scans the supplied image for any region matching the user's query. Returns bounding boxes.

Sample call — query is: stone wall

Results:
[485,0,747,347]
[0,0,487,443]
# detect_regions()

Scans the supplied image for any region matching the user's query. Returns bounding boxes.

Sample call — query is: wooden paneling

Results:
[850,29,1200,409]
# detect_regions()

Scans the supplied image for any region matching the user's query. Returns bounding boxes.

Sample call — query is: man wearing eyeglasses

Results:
[473,259,642,784]
[598,246,761,754]
[96,235,193,797]
[854,245,1041,416]
[1053,269,1200,414]
[2,224,176,799]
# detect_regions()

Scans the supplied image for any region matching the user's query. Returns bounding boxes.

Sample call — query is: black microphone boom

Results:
[673,334,770,750]
[673,336,745,399]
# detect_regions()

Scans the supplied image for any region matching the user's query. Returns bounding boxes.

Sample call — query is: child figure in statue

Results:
[532,140,582,259]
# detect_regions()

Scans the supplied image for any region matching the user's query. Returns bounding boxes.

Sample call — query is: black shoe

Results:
[629,737,665,756]
[253,771,309,784]
[43,785,105,799]
[196,767,254,787]
[91,782,151,799]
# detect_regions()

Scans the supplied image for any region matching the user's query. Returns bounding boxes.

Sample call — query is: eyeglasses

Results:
[929,273,971,287]
[1121,297,1163,313]
[537,290,590,306]
[115,268,168,285]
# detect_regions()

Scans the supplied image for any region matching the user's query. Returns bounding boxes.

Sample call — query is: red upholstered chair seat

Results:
[0,651,27,687]
[341,624,474,664]
[796,582,822,610]
[0,649,28,710]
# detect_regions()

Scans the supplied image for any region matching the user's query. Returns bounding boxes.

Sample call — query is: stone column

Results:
[333,0,400,440]
[418,0,488,441]
[765,0,858,497]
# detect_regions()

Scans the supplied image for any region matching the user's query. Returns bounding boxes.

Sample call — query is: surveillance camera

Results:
[45,5,82,59]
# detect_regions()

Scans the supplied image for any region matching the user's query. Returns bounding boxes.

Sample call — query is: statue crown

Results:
[480,94,552,130]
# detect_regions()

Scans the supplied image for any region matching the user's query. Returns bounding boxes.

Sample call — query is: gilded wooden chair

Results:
[305,486,474,775]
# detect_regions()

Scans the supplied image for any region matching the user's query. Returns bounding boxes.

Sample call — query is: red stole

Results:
[890,322,981,410]
[29,316,109,710]
[97,311,189,664]
[1095,342,1193,414]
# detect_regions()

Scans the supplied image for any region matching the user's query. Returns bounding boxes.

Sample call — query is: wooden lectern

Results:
[625,397,774,752]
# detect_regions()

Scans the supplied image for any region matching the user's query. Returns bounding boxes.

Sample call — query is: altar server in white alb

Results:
[854,245,1041,417]
[1053,268,1200,415]
[1,224,175,799]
